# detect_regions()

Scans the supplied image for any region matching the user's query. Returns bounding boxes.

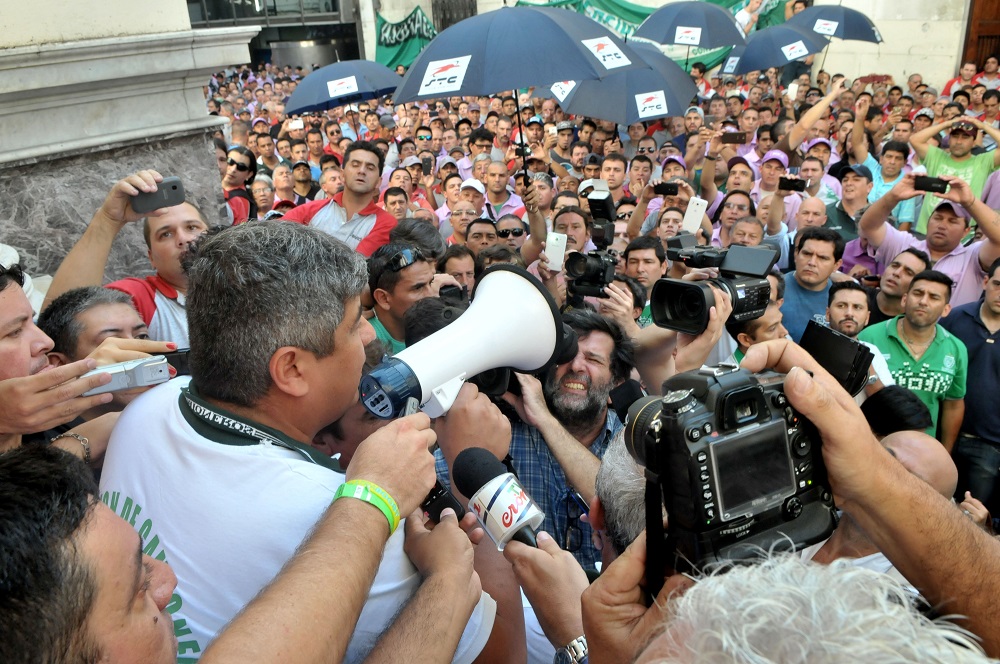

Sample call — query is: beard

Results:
[543,369,612,435]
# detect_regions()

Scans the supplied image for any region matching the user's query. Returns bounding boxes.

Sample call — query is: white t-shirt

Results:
[798,538,916,594]
[100,378,494,662]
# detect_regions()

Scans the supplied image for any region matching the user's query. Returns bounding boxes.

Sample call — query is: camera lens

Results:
[675,288,707,321]
[624,395,663,466]
[649,279,714,335]
[565,252,589,280]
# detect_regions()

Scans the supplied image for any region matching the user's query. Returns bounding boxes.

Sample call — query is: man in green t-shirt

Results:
[858,270,968,450]
[368,243,456,354]
[910,117,1000,235]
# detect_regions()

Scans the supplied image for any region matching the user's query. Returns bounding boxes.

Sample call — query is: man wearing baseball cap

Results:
[860,173,1000,307]
[911,116,1000,235]
[824,164,873,241]
[752,149,801,225]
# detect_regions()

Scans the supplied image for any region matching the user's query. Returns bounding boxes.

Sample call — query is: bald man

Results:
[800,393,956,593]
[765,195,829,271]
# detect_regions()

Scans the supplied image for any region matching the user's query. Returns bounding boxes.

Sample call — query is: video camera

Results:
[625,365,837,592]
[649,234,778,335]
[565,188,618,298]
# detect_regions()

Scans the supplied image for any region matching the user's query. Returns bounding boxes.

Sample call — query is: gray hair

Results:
[37,287,135,360]
[531,172,554,189]
[652,555,988,663]
[252,174,274,190]
[472,153,492,166]
[186,222,367,407]
[595,429,647,556]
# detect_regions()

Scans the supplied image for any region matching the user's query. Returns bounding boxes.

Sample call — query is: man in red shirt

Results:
[282,141,396,256]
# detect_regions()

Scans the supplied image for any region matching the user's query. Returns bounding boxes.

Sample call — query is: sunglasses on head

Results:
[497,227,525,238]
[387,248,425,272]
[227,158,250,172]
[1,263,25,287]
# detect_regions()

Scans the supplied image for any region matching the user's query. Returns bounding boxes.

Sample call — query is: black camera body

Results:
[626,366,836,573]
[649,235,777,335]
[566,189,619,299]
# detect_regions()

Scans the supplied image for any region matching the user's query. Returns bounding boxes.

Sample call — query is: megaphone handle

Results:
[421,375,468,418]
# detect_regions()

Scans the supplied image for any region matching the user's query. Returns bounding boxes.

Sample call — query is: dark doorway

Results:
[432,0,477,32]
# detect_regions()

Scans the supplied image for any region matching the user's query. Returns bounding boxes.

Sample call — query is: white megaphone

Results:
[360,264,565,419]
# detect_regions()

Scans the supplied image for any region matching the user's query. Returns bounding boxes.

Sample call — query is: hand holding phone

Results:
[721,131,748,145]
[545,233,568,272]
[913,176,948,194]
[778,176,807,193]
[131,177,186,214]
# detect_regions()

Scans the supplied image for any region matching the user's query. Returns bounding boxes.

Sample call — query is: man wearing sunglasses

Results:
[282,141,397,257]
[223,146,257,224]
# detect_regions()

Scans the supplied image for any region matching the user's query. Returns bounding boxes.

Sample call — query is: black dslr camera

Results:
[650,234,777,335]
[565,190,618,298]
[625,365,837,590]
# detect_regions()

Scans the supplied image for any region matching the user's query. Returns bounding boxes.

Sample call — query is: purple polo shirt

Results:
[840,237,880,276]
[751,183,801,228]
[874,224,986,307]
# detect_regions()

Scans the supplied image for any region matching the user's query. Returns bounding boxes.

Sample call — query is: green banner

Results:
[375,7,438,70]
[515,0,788,71]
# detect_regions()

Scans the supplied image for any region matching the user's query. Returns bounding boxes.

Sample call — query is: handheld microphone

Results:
[453,448,544,549]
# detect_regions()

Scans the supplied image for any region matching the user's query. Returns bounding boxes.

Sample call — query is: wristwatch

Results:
[553,636,588,664]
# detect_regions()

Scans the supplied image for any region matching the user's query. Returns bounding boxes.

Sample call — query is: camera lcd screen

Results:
[711,420,795,519]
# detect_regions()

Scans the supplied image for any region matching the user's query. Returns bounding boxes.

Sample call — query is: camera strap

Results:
[645,476,669,601]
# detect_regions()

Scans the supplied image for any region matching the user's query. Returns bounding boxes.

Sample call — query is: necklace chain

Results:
[898,320,936,353]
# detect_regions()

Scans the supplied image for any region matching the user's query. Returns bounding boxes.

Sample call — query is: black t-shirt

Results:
[866,287,895,325]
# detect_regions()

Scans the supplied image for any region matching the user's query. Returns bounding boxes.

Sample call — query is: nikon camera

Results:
[625,365,837,574]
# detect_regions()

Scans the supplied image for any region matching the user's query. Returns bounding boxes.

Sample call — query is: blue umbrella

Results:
[787,6,883,43]
[546,41,697,126]
[724,24,829,75]
[285,60,401,115]
[632,1,745,49]
[393,6,646,103]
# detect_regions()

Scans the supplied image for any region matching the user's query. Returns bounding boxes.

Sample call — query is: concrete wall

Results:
[0,0,192,48]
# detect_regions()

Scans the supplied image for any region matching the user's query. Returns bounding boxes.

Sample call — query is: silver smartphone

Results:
[82,357,171,396]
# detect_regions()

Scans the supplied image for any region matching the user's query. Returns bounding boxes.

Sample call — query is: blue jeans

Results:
[953,434,1000,513]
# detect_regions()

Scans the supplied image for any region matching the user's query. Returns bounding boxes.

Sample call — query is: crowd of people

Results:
[5,30,1000,664]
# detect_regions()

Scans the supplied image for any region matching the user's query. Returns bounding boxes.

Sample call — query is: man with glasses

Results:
[250,175,276,217]
[414,125,433,153]
[445,200,480,247]
[457,127,495,181]
[223,146,257,224]
[496,214,528,252]
[282,141,397,257]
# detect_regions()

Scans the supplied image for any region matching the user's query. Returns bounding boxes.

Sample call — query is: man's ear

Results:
[589,496,606,532]
[47,352,70,367]
[268,346,310,398]
[737,332,754,349]
[372,287,392,312]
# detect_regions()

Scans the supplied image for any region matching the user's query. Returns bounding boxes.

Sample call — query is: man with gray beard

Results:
[501,309,635,568]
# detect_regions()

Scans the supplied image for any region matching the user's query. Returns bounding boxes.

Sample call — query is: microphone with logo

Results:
[453,447,544,549]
